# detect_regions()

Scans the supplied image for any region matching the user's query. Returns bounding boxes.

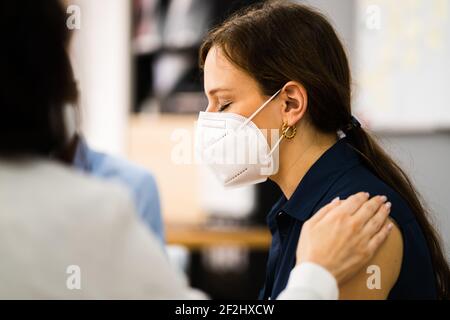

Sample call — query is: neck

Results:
[270,124,337,199]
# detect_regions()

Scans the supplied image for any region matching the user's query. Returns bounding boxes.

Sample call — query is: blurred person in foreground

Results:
[0,0,392,299]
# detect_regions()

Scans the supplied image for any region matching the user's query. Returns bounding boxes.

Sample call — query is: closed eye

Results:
[218,102,231,112]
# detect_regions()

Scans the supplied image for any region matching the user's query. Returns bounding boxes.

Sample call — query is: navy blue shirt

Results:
[260,138,437,300]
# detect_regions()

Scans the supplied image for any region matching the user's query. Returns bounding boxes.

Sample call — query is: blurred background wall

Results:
[70,0,131,155]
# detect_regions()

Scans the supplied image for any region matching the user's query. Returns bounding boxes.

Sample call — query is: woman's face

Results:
[203,46,283,132]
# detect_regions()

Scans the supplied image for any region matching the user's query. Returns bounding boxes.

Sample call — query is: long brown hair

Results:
[199,1,450,299]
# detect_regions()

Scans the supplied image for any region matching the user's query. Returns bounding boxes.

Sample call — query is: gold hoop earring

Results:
[281,122,297,139]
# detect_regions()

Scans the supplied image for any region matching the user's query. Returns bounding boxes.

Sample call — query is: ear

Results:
[280,81,308,127]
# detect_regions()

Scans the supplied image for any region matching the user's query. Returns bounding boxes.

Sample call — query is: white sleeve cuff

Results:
[280,262,339,300]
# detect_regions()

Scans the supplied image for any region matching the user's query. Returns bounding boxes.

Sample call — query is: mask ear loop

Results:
[235,88,283,160]
[239,89,282,130]
[266,134,284,158]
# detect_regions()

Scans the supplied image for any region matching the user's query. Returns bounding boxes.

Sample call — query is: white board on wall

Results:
[354,0,450,132]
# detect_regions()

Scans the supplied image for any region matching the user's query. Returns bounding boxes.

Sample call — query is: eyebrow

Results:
[206,88,233,96]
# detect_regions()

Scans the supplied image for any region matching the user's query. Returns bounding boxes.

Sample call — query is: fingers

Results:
[311,196,341,222]
[353,195,389,226]
[367,221,394,254]
[324,192,370,221]
[360,200,391,238]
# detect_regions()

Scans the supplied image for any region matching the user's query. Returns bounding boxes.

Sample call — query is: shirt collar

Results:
[269,138,362,223]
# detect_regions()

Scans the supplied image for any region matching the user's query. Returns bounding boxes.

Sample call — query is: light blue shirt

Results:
[73,137,165,246]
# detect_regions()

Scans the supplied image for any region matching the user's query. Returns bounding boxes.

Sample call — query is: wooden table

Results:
[166,224,271,250]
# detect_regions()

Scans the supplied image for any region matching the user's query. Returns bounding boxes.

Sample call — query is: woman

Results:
[0,0,392,299]
[196,1,450,299]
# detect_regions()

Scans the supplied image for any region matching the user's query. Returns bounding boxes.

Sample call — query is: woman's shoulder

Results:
[324,161,406,299]
[339,219,403,299]
[328,162,439,299]
[327,163,415,226]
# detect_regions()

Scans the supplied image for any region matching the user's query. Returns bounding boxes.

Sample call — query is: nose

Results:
[205,104,215,113]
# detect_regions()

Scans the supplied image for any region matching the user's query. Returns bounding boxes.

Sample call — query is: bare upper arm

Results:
[339,218,404,300]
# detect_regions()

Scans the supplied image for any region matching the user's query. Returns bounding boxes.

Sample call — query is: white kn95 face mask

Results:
[195,89,285,188]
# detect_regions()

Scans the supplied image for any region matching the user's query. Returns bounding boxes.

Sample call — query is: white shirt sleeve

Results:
[277,262,339,300]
